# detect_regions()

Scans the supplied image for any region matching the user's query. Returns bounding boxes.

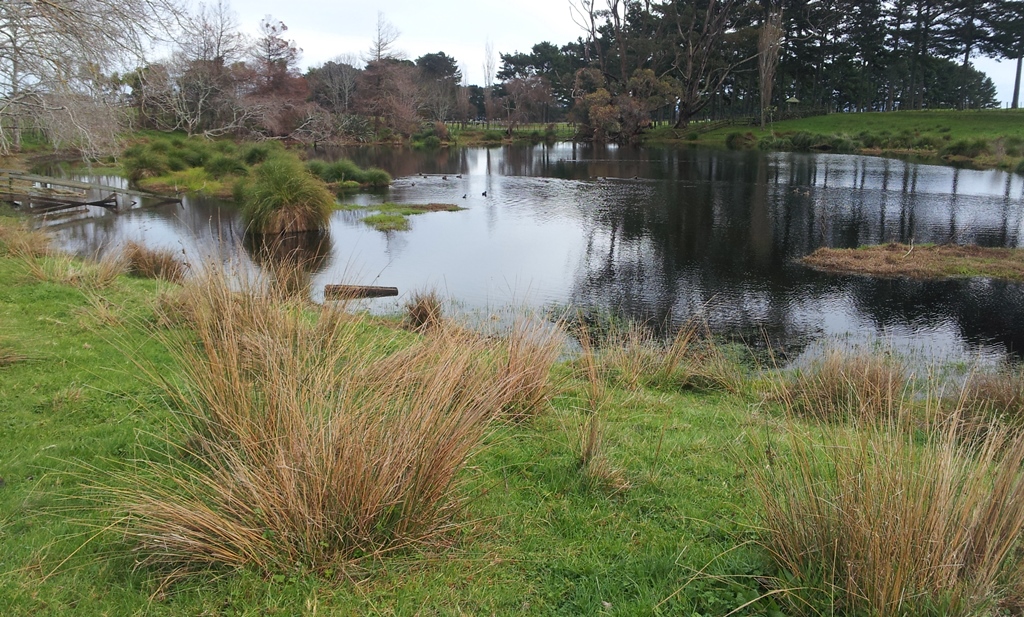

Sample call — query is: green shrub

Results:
[123,144,146,158]
[305,159,328,179]
[362,168,392,187]
[306,159,391,187]
[913,135,944,150]
[829,135,859,153]
[165,153,188,172]
[323,160,363,183]
[181,145,211,168]
[238,155,335,234]
[940,138,990,158]
[204,154,248,178]
[758,135,792,150]
[482,130,504,141]
[724,131,749,149]
[123,151,169,182]
[790,131,818,150]
[858,131,882,148]
[241,143,275,165]
[417,135,442,149]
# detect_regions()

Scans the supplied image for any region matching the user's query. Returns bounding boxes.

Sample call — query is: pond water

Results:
[40,144,1024,367]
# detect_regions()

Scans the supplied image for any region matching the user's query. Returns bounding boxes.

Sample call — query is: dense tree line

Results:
[1,0,1021,153]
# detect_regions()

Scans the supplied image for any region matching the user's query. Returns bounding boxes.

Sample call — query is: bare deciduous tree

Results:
[568,0,606,73]
[367,12,402,63]
[179,0,247,65]
[483,38,497,88]
[0,0,181,154]
[663,0,760,127]
[308,53,360,113]
[758,3,784,128]
[130,2,252,137]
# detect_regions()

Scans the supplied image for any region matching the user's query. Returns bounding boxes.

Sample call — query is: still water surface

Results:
[43,144,1024,366]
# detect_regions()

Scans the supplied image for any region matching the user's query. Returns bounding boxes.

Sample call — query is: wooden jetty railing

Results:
[0,169,182,214]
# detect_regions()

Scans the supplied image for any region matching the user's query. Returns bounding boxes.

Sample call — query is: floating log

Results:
[324,284,399,299]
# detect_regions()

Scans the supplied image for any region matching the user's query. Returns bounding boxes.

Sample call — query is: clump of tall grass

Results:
[0,220,51,258]
[405,289,444,332]
[17,249,126,289]
[122,149,169,182]
[305,159,392,187]
[203,154,248,179]
[566,330,627,492]
[96,265,526,577]
[236,155,335,234]
[497,319,564,421]
[961,367,1024,423]
[773,350,908,423]
[941,138,991,158]
[753,404,1024,616]
[122,242,186,283]
[567,317,746,394]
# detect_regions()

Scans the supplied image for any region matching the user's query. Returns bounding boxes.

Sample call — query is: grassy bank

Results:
[339,202,465,232]
[110,132,391,199]
[802,243,1024,281]
[4,211,1024,615]
[647,110,1024,173]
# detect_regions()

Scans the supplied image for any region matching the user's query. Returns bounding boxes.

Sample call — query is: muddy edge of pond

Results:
[801,243,1024,281]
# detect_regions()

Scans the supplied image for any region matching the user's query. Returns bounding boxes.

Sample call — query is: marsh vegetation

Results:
[6,210,1024,614]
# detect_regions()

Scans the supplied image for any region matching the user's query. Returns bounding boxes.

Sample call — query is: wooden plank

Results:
[0,170,182,202]
[1,191,120,212]
[324,284,399,299]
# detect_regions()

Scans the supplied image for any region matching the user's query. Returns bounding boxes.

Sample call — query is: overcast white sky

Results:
[230,0,583,86]
[229,1,1021,106]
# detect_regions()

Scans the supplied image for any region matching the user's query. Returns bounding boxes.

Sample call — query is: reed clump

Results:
[0,219,51,258]
[497,319,564,421]
[98,264,563,577]
[570,318,746,395]
[774,350,908,422]
[568,330,627,492]
[123,242,187,283]
[405,289,444,332]
[962,368,1024,422]
[236,155,335,234]
[17,249,126,289]
[752,405,1024,616]
[306,158,392,187]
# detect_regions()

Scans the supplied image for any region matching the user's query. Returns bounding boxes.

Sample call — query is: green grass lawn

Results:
[0,212,776,615]
[762,109,1024,142]
[647,109,1024,172]
[5,208,1024,616]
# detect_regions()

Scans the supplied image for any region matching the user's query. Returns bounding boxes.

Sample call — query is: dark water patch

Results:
[41,145,1024,368]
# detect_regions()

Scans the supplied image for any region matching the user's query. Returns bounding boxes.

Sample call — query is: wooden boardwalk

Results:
[0,169,181,214]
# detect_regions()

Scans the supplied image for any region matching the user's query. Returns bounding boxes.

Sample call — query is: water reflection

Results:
[43,145,1024,366]
[243,231,334,274]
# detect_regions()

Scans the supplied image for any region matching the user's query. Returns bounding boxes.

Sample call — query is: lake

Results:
[41,144,1024,367]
